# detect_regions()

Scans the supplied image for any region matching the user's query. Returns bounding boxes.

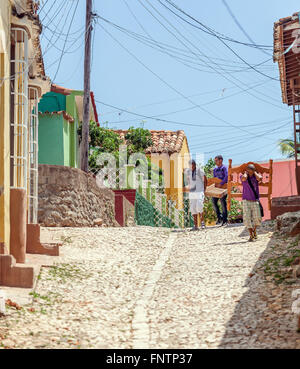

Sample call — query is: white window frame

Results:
[28,86,39,224]
[10,27,29,190]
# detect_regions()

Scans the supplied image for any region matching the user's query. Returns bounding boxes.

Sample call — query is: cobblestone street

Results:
[0,223,300,349]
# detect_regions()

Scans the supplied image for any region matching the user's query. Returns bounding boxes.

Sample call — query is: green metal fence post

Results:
[137,173,144,194]
[143,180,151,201]
[125,164,135,189]
[161,194,167,216]
[179,209,184,229]
[150,185,157,207]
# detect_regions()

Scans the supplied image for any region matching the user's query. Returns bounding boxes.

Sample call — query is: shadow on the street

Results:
[218,228,300,349]
[222,240,249,245]
[238,220,274,238]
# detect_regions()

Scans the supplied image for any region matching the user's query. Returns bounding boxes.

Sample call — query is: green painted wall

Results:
[38,90,82,168]
[66,90,83,169]
[38,114,64,165]
[39,92,66,113]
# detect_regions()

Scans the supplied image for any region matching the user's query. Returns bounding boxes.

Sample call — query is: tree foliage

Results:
[125,126,153,153]
[278,138,295,158]
[78,122,163,188]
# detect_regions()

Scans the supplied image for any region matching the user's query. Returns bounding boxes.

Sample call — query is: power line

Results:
[157,0,273,50]
[136,0,287,109]
[159,0,280,81]
[103,80,283,126]
[189,121,291,149]
[99,15,275,73]
[40,0,59,22]
[99,86,239,116]
[221,0,271,57]
[203,120,291,154]
[52,0,80,81]
[96,98,290,130]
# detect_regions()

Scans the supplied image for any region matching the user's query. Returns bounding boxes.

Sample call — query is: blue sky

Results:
[39,0,299,165]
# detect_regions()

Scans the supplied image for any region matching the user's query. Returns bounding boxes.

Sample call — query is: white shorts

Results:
[189,197,204,215]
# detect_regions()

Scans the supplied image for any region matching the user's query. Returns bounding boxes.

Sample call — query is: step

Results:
[0,255,35,288]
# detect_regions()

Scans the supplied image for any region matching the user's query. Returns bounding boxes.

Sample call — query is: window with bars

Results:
[10,27,29,190]
[28,86,39,224]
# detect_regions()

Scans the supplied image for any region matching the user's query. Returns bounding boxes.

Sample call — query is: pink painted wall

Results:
[261,159,297,219]
[233,160,297,220]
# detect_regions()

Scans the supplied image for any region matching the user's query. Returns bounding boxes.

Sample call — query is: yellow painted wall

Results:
[0,0,11,250]
[148,137,190,209]
[169,137,190,209]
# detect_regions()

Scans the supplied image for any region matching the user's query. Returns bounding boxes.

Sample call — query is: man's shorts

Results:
[242,200,262,228]
[189,192,204,215]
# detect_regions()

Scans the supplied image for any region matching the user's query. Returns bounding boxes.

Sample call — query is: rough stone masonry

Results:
[38,164,118,227]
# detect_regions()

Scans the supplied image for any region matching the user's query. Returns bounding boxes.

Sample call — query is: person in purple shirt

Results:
[212,155,228,226]
[241,164,263,242]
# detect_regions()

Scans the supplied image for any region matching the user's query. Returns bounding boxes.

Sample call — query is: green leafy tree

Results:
[125,126,153,153]
[204,157,215,178]
[278,138,295,158]
[78,122,164,189]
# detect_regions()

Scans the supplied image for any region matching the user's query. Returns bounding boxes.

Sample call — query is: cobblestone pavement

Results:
[0,223,300,349]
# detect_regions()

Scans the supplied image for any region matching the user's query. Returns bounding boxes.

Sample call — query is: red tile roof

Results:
[114,130,187,154]
[51,84,73,96]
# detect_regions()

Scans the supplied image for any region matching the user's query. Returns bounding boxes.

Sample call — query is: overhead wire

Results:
[160,0,282,81]
[140,0,286,107]
[96,99,290,130]
[221,0,271,56]
[52,0,80,81]
[133,0,288,110]
[157,0,273,50]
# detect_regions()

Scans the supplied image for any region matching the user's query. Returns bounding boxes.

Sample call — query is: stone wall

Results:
[38,164,118,227]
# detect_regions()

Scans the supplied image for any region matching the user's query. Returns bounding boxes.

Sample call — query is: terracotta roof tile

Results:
[51,84,73,96]
[114,129,187,154]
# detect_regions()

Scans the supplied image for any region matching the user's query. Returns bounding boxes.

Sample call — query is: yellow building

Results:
[0,0,51,285]
[0,0,11,252]
[115,130,191,209]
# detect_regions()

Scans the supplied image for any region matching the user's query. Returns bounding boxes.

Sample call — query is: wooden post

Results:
[268,159,273,211]
[227,159,232,211]
[81,0,93,172]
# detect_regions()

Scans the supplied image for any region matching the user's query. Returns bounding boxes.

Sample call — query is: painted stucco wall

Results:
[147,137,190,209]
[39,91,66,113]
[0,0,11,250]
[66,90,83,168]
[38,114,64,166]
[38,91,80,168]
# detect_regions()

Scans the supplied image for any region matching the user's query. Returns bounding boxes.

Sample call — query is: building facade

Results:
[115,130,191,209]
[0,0,52,286]
[38,85,99,168]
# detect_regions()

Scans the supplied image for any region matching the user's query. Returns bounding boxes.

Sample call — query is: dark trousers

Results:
[212,195,228,222]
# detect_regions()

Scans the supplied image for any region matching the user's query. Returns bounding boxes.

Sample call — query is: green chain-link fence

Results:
[134,192,178,228]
